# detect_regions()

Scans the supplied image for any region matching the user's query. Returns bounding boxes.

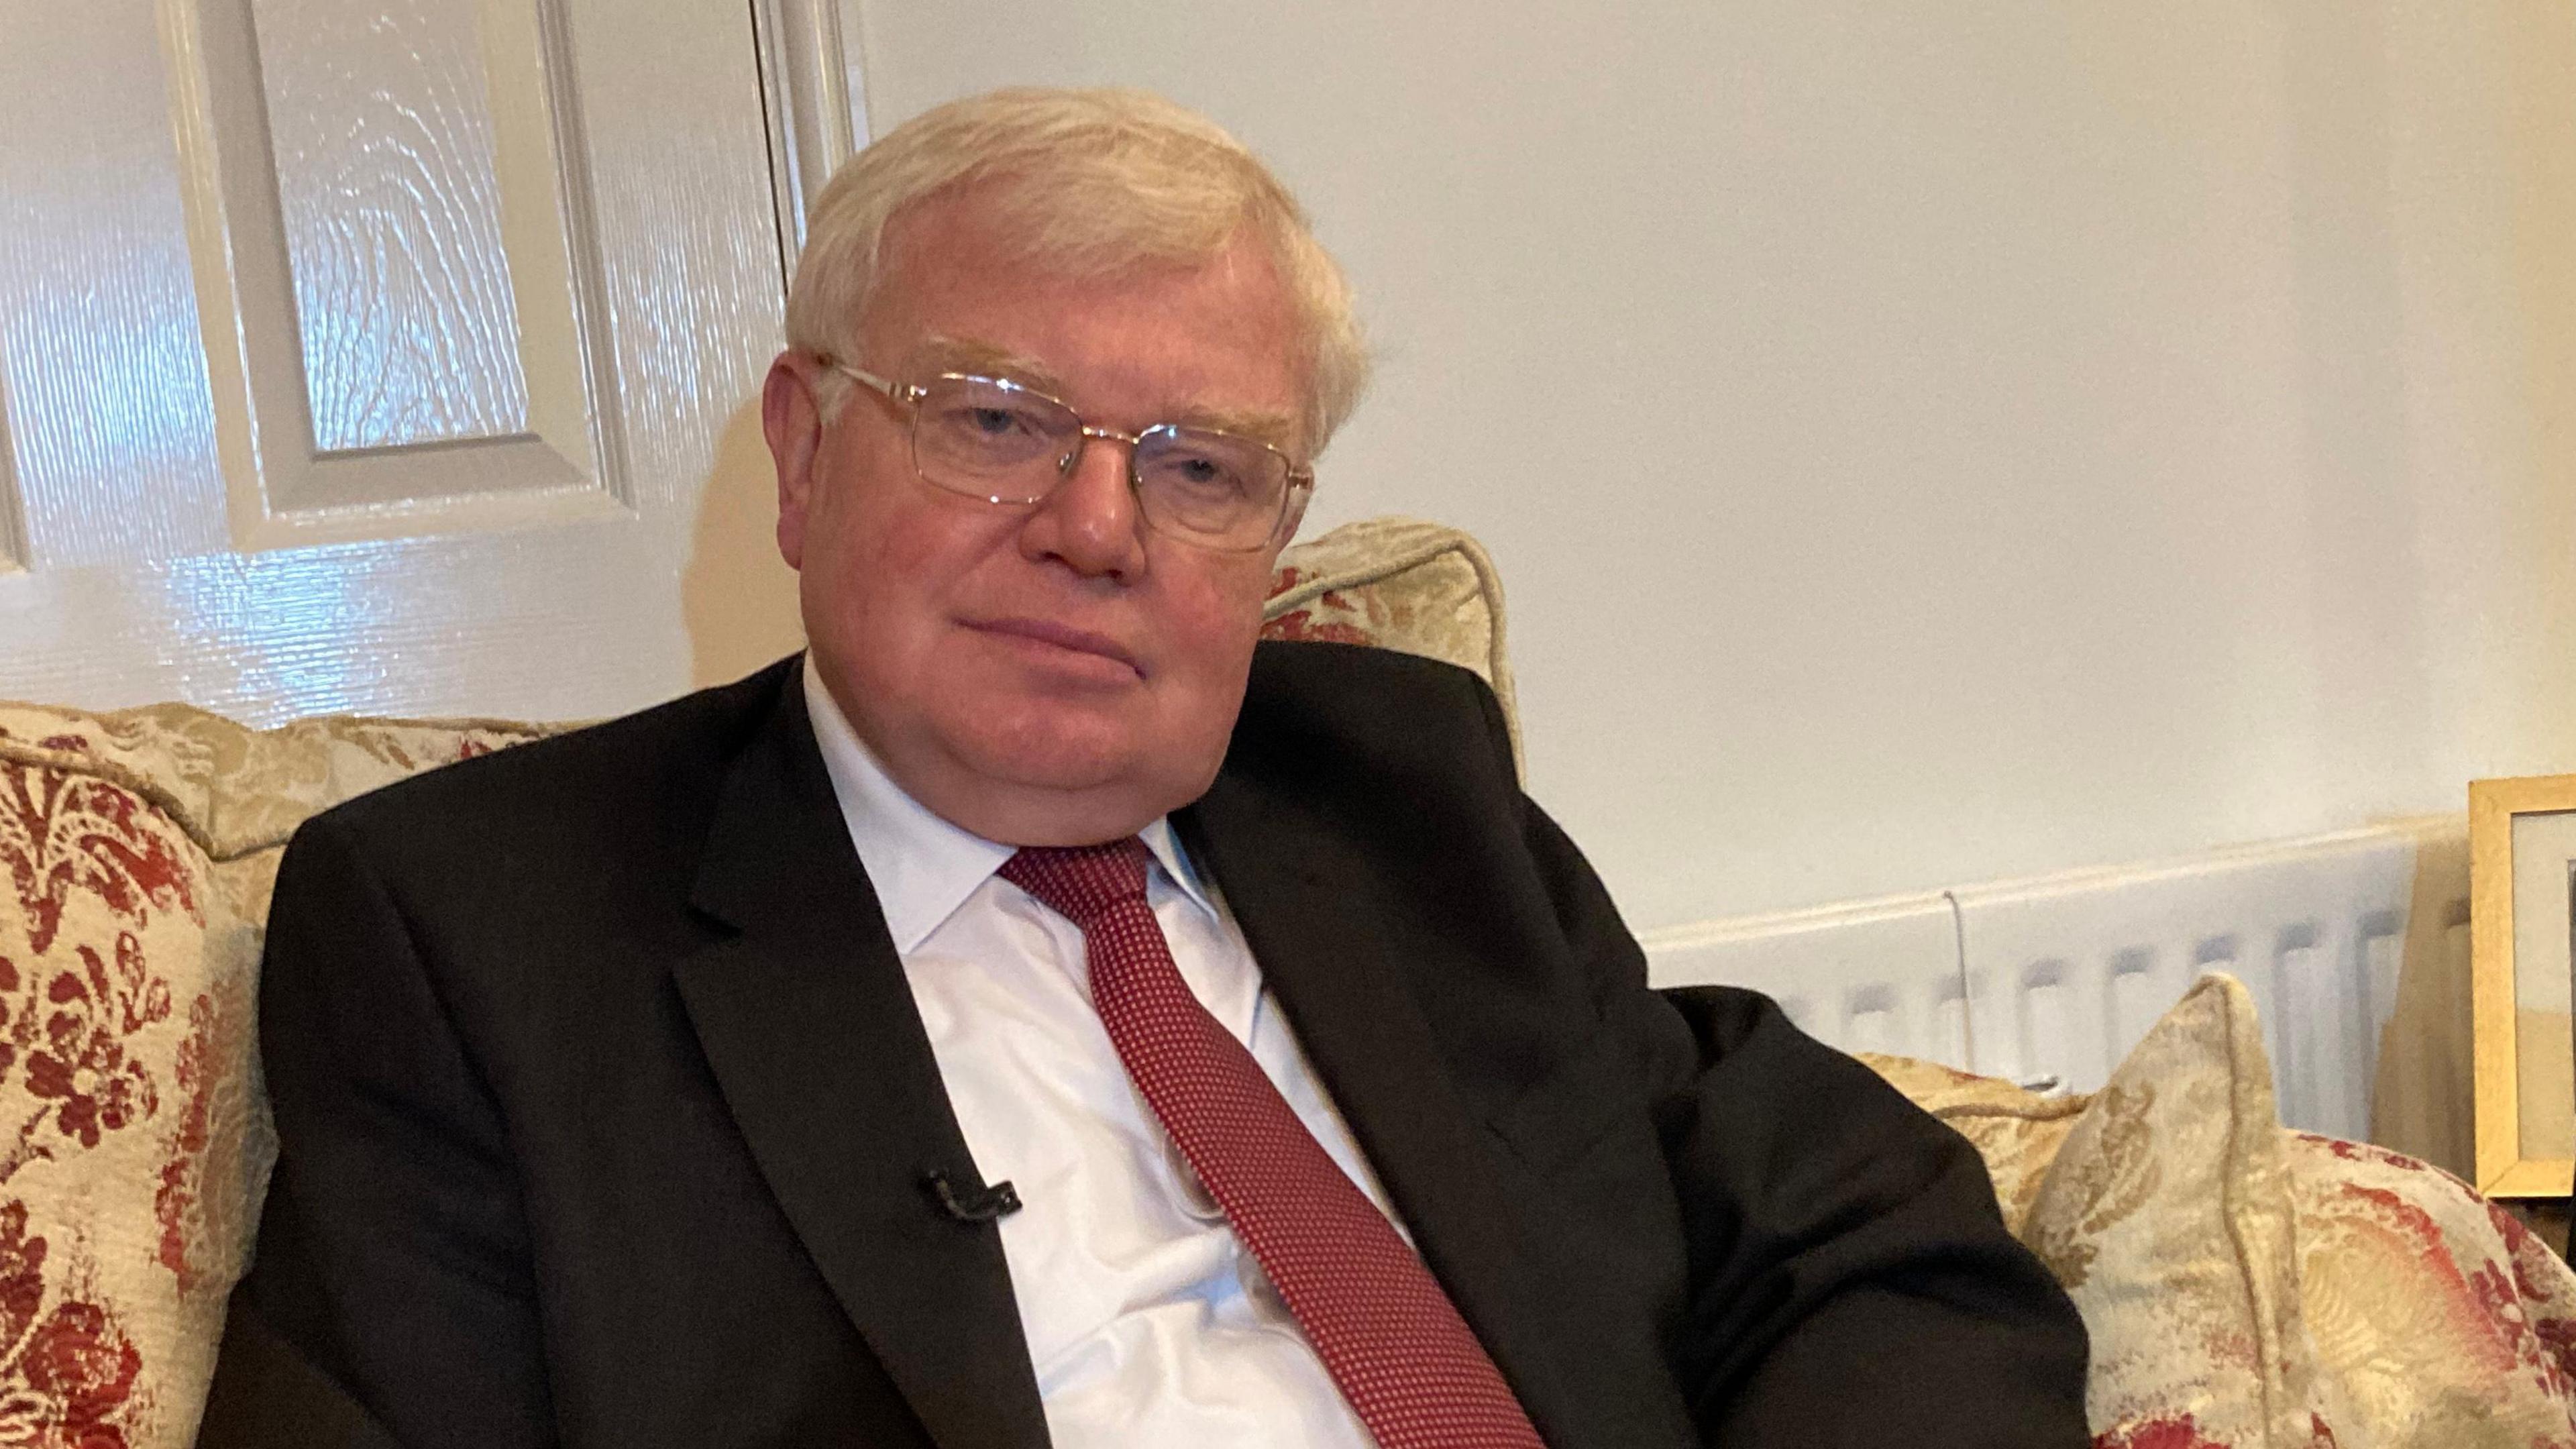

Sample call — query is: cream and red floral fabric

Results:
[1870,973,2576,1449]
[2292,1133,2576,1447]
[0,705,545,1447]
[0,732,212,1448]
[1260,517,1523,771]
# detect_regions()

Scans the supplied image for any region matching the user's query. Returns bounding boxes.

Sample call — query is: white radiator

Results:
[1640,818,2467,1143]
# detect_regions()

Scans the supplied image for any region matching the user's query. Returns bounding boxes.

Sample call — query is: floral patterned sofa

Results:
[0,517,2568,1447]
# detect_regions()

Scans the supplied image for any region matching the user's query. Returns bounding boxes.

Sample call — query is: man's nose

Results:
[1018,431,1147,579]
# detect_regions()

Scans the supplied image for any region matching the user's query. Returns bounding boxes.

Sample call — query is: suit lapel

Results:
[1178,770,1592,1449]
[673,676,1051,1449]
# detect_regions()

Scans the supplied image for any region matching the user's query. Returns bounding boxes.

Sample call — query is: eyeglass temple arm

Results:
[821,358,915,404]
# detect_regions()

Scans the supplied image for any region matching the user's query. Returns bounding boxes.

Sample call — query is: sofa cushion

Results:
[0,741,224,1448]
[1855,1051,2085,1238]
[1871,973,2576,1449]
[1260,516,1521,771]
[2291,1132,2576,1446]
[0,710,541,1448]
[2028,974,2347,1448]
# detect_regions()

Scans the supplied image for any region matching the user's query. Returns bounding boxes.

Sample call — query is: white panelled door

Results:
[0,0,809,724]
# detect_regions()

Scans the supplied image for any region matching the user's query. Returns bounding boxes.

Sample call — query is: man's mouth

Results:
[964,617,1146,679]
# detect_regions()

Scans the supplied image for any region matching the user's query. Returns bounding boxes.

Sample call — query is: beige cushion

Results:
[1872,973,2576,1448]
[2292,1132,2576,1446]
[2031,976,2342,1446]
[1262,517,1521,771]
[0,733,226,1448]
[1852,1053,2084,1240]
[0,710,544,1446]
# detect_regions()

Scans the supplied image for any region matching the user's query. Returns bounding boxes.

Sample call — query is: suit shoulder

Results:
[307,657,793,856]
[1244,639,1507,739]
[1248,635,1493,694]
[1235,639,1517,802]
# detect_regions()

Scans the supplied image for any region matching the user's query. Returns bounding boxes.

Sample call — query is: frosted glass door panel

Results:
[252,0,533,452]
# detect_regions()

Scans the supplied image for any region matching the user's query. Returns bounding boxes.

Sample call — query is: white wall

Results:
[848,1,2576,932]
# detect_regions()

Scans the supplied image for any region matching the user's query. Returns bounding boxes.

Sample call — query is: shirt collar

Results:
[800,657,1216,952]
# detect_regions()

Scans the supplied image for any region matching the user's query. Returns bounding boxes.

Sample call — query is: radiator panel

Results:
[1640,822,2461,1140]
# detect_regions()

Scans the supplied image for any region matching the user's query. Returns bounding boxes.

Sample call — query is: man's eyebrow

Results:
[1172,404,1299,452]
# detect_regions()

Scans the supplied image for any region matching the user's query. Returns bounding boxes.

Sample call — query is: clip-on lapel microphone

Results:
[923,1170,1023,1224]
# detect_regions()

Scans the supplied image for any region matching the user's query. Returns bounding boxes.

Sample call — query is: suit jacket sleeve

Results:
[1489,703,2090,1446]
[213,810,554,1447]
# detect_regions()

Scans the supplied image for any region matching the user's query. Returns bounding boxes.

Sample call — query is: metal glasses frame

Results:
[824,359,1311,551]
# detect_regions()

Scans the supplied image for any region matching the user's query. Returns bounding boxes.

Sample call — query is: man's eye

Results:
[947,405,1039,435]
[1159,452,1247,497]
[928,401,1050,448]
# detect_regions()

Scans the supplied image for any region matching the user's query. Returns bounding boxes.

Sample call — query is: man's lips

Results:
[964,617,1146,678]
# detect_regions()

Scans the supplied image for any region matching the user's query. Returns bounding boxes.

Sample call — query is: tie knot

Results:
[1000,839,1152,926]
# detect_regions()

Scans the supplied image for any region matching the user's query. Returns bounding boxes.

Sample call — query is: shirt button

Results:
[1165,1136,1225,1223]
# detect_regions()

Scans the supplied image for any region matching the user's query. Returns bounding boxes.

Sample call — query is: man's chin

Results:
[941,697,1142,780]
[958,728,1169,799]
[930,728,1222,843]
[975,750,1130,796]
[925,758,1195,848]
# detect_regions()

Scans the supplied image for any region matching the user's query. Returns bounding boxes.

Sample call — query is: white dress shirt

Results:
[802,661,1393,1448]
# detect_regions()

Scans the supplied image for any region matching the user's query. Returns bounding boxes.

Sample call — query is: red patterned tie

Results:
[1000,840,1546,1449]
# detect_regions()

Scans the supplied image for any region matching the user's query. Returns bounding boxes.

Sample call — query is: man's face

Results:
[763,190,1308,846]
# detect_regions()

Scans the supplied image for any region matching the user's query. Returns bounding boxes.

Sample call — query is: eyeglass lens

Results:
[910,376,1288,547]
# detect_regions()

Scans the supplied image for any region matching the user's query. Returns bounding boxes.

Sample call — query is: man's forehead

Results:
[859,197,1307,449]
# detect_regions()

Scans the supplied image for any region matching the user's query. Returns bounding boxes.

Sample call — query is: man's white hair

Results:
[785,87,1370,458]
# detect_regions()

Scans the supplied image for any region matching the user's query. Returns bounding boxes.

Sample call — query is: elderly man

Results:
[205,89,2088,1448]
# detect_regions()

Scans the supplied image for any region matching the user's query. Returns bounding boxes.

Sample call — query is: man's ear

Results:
[762,354,827,572]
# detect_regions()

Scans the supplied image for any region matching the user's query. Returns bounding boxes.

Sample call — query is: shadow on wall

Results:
[2371,826,2475,1181]
[683,396,806,687]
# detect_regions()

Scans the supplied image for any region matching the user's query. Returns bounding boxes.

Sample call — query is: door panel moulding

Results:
[158,0,630,552]
[0,382,26,572]
[751,0,865,283]
[258,0,533,452]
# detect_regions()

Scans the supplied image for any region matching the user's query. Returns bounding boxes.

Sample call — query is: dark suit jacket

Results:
[201,644,2088,1448]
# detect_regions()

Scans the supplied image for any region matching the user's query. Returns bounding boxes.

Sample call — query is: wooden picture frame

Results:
[2472,773,2576,1197]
